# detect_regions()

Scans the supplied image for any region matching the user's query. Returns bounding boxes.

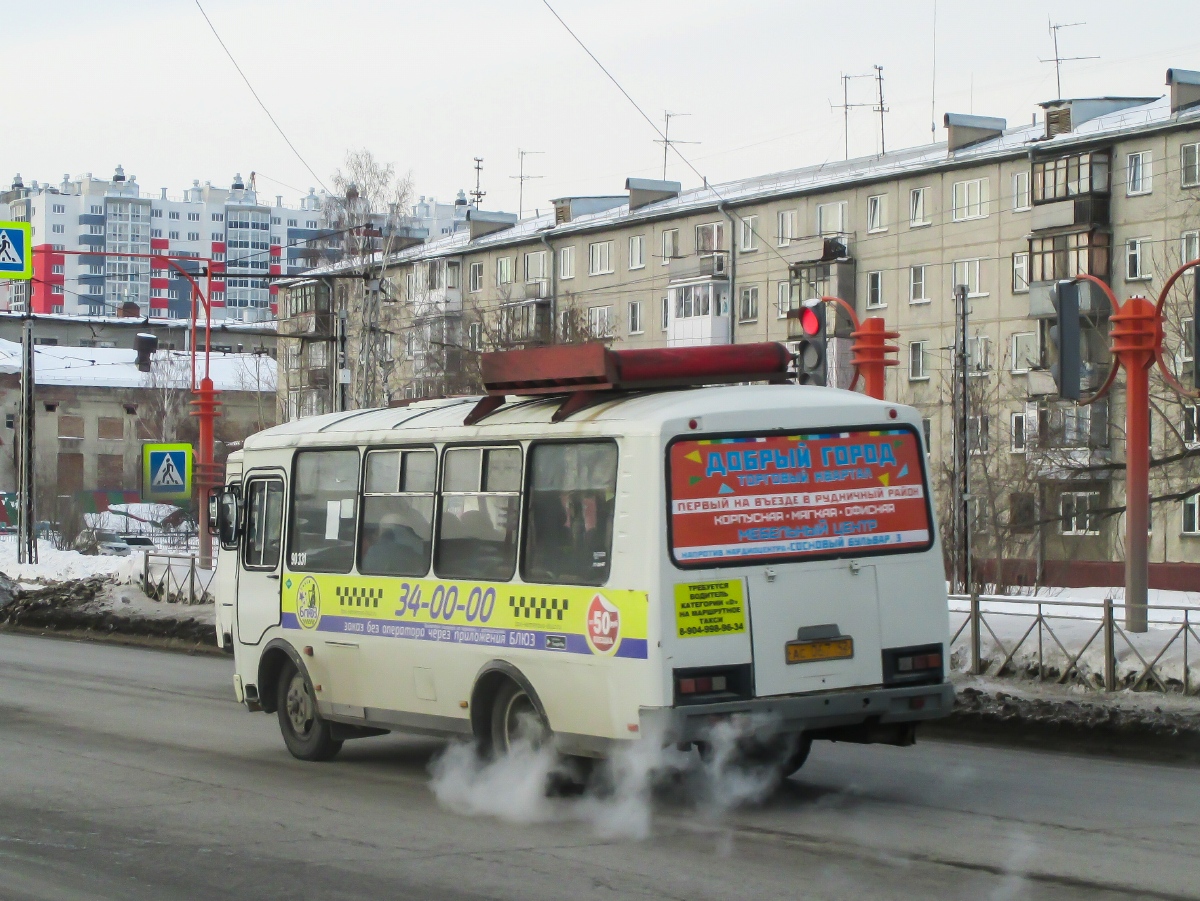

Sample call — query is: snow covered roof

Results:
[0,339,277,391]
[288,92,1200,278]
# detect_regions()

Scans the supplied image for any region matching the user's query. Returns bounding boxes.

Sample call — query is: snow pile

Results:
[0,536,142,584]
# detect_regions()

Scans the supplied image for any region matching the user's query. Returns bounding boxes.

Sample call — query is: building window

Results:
[909,265,928,303]
[187,232,199,241]
[51,223,64,234]
[1182,231,1200,267]
[866,194,887,232]
[776,210,795,246]
[1011,411,1027,453]
[695,222,723,255]
[1012,252,1030,293]
[287,218,297,227]
[967,335,990,374]
[1011,331,1038,373]
[909,187,929,226]
[951,178,989,221]
[739,286,759,322]
[187,212,200,221]
[151,228,162,239]
[777,281,793,319]
[952,259,983,296]
[523,250,546,283]
[629,235,645,270]
[1184,493,1200,535]
[740,215,758,251]
[1126,151,1152,195]
[1182,404,1199,447]
[661,296,669,330]
[661,229,678,262]
[559,246,575,279]
[968,415,989,454]
[628,300,643,334]
[1030,231,1110,282]
[816,201,846,235]
[866,271,885,309]
[467,321,483,352]
[1012,171,1031,211]
[52,203,65,214]
[588,304,613,337]
[908,341,928,381]
[468,261,483,293]
[91,205,103,215]
[1182,143,1200,189]
[1061,491,1101,536]
[1126,238,1148,280]
[51,264,64,274]
[496,256,513,286]
[589,241,613,275]
[51,285,64,295]
[169,230,179,240]
[922,418,932,455]
[212,213,224,222]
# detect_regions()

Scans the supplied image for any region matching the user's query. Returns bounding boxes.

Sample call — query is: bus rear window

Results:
[667,427,932,566]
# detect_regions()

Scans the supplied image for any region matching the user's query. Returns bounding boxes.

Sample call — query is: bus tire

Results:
[489,679,550,757]
[276,660,342,762]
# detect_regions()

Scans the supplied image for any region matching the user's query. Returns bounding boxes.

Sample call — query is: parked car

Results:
[120,535,158,552]
[75,529,131,556]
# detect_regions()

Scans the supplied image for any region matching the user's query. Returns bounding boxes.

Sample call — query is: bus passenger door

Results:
[237,475,285,645]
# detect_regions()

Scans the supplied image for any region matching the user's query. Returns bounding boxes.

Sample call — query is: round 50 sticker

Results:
[585,594,621,656]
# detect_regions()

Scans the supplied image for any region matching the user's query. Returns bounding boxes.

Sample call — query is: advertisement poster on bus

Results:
[668,427,931,564]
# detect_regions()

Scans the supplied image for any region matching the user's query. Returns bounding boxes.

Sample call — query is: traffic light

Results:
[1049,278,1082,400]
[794,299,827,386]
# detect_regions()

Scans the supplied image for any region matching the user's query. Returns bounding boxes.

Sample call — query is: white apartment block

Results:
[0,167,332,322]
[280,69,1200,587]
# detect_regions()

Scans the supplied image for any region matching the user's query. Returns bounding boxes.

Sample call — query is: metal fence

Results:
[141,552,216,605]
[950,594,1200,695]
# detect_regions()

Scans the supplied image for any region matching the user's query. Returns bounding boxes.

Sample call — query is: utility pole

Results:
[509,149,544,220]
[873,65,889,155]
[830,73,874,161]
[17,314,36,564]
[470,158,486,208]
[654,111,699,181]
[952,284,971,593]
[1041,21,1098,100]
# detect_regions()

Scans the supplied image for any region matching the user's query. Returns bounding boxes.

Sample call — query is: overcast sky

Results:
[9,1,1199,216]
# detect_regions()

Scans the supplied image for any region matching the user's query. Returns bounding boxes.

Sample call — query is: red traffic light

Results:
[800,305,822,336]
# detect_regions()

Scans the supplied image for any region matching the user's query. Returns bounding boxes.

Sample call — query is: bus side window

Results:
[288,449,359,573]
[359,448,436,577]
[522,441,618,586]
[434,446,521,582]
[243,479,284,570]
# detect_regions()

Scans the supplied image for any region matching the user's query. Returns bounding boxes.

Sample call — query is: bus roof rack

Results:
[465,342,794,425]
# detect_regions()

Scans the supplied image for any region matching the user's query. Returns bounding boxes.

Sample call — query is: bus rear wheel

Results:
[489,680,550,757]
[276,661,342,762]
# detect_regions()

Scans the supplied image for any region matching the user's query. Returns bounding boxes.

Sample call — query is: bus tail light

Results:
[673,664,752,706]
[882,644,945,687]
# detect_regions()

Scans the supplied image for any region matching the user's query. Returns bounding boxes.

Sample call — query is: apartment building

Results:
[278,68,1200,587]
[0,167,332,321]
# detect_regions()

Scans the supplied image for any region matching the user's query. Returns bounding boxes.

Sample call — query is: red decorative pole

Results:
[190,376,221,571]
[851,316,900,400]
[1108,297,1159,632]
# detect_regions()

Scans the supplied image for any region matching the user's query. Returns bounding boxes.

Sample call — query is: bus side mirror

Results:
[217,488,241,548]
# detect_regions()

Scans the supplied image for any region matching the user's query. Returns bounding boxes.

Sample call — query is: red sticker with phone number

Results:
[669,429,931,564]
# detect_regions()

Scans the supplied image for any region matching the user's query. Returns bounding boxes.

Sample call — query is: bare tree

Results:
[230,351,279,434]
[136,352,193,443]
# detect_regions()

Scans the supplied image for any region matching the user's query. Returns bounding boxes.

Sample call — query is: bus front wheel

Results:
[276,661,343,762]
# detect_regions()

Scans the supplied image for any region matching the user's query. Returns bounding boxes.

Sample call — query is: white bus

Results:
[214,347,952,774]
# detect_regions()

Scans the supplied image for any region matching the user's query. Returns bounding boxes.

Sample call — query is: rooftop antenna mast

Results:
[873,65,889,155]
[654,111,699,181]
[830,72,874,160]
[1040,20,1098,100]
[509,149,544,219]
[470,157,486,208]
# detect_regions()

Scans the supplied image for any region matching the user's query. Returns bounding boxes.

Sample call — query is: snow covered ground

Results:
[0,536,143,584]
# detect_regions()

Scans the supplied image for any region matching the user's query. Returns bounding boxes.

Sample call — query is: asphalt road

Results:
[1,632,1198,901]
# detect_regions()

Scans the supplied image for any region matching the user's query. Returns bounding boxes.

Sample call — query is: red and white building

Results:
[0,167,331,322]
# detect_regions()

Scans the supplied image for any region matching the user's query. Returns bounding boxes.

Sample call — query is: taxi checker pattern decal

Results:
[280,574,648,659]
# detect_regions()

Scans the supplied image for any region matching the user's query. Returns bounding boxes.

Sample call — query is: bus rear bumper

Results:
[641,681,956,745]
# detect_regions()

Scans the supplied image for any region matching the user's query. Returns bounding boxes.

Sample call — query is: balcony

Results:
[280,310,335,338]
[1028,280,1112,319]
[498,299,551,347]
[1026,399,1112,480]
[413,287,462,319]
[1030,195,1110,232]
[785,234,852,265]
[667,252,729,283]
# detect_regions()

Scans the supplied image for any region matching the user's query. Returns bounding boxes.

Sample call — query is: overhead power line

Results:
[193,0,330,194]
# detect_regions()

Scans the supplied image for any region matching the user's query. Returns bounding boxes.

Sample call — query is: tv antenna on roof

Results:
[653,111,699,181]
[1040,20,1098,100]
[509,149,543,219]
[830,72,874,161]
[470,157,486,208]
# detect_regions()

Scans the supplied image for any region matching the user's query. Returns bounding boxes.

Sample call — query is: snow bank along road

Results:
[1,635,1198,901]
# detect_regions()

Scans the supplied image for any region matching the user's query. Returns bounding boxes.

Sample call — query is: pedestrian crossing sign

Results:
[143,443,192,499]
[0,222,32,280]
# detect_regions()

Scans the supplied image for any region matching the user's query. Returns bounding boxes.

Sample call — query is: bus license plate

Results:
[785,637,853,665]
